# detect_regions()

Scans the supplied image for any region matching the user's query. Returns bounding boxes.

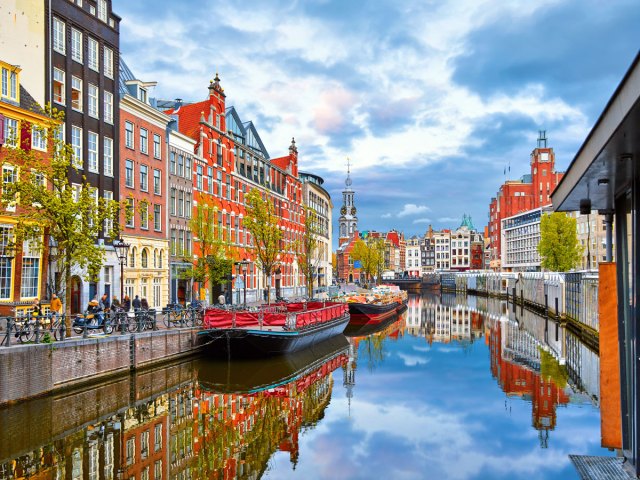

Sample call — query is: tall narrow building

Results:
[338,160,358,245]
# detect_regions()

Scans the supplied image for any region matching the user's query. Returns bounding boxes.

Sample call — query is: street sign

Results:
[354,260,362,269]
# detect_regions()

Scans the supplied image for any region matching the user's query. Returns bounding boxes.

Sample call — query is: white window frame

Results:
[88,37,99,71]
[103,137,113,177]
[104,91,113,124]
[125,121,133,148]
[2,165,17,212]
[88,83,99,118]
[140,128,148,154]
[153,204,161,231]
[103,47,113,78]
[3,118,19,148]
[53,68,65,104]
[140,202,148,230]
[88,131,99,173]
[20,239,40,299]
[53,18,66,55]
[126,198,135,228]
[153,134,161,159]
[125,160,134,188]
[153,169,161,195]
[71,28,83,64]
[71,76,82,112]
[71,126,83,169]
[31,126,47,151]
[103,190,113,234]
[140,164,148,191]
[97,0,107,22]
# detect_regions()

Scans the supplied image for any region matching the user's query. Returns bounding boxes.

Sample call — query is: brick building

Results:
[118,60,170,309]
[163,75,306,302]
[487,131,564,270]
[0,61,55,316]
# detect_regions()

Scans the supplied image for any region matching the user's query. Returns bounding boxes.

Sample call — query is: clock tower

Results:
[338,159,358,245]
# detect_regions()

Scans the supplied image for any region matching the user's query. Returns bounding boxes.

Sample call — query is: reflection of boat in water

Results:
[199,301,349,358]
[197,335,350,394]
[344,309,405,337]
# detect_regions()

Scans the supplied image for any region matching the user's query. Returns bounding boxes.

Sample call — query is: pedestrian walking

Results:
[141,297,149,310]
[100,293,110,312]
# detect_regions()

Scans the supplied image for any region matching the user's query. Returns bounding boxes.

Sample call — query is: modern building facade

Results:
[118,60,170,309]
[501,207,544,272]
[300,171,333,295]
[488,132,564,270]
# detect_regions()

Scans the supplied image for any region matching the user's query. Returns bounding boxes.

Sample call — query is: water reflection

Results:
[0,292,609,479]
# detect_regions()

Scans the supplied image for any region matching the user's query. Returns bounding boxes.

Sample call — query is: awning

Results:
[552,51,640,212]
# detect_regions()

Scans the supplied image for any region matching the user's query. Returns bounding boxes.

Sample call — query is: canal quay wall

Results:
[0,328,201,405]
[0,357,197,464]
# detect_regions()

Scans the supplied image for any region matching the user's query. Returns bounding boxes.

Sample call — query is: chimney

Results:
[174,98,183,110]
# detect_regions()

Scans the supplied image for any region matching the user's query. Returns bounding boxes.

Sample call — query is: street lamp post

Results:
[112,238,130,306]
[234,259,250,307]
[47,236,58,297]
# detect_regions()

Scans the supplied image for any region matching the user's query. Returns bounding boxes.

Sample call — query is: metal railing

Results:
[0,306,204,347]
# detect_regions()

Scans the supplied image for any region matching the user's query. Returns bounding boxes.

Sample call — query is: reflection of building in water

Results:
[488,318,570,447]
[408,295,485,345]
[120,394,170,480]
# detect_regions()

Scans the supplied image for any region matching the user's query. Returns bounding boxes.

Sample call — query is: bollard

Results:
[555,320,559,342]
[555,298,559,319]
[61,315,66,339]
[6,317,12,347]
[35,316,40,343]
[545,294,549,317]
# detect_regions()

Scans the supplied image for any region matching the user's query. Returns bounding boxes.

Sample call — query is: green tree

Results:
[296,207,321,299]
[538,212,582,272]
[244,188,283,303]
[2,109,121,334]
[181,192,232,302]
[351,237,385,286]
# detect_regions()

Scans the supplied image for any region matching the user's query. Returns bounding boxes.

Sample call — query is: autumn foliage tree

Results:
[2,108,121,333]
[182,193,232,302]
[296,207,321,299]
[244,188,283,303]
[538,212,582,272]
[350,237,385,286]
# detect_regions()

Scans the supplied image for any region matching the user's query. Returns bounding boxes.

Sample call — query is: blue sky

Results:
[114,0,640,246]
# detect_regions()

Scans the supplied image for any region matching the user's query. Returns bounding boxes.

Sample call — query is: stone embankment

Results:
[0,328,201,405]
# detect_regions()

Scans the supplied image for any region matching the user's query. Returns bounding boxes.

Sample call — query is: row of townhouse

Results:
[0,0,332,314]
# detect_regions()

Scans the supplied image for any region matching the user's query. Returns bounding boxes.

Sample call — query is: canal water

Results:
[0,292,613,479]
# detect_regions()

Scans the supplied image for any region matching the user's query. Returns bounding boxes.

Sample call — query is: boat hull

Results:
[347,300,406,325]
[198,313,350,358]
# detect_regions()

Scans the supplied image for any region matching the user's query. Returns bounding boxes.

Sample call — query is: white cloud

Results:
[397,353,431,366]
[381,213,392,218]
[397,203,430,217]
[413,218,432,224]
[438,216,460,223]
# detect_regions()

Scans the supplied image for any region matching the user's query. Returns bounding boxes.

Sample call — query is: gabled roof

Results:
[164,99,211,139]
[225,106,270,159]
[19,86,42,115]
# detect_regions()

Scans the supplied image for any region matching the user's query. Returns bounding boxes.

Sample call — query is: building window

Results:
[185,192,191,219]
[71,76,82,111]
[140,165,148,191]
[53,18,65,55]
[170,229,176,255]
[125,437,135,466]
[125,160,133,188]
[97,0,107,22]
[53,68,65,104]
[153,169,161,194]
[103,190,113,234]
[153,278,161,308]
[138,87,147,104]
[88,131,98,172]
[207,167,213,194]
[88,37,99,71]
[170,151,176,174]
[177,190,184,217]
[2,166,17,212]
[140,202,148,229]
[196,165,203,190]
[153,134,161,159]
[185,231,191,255]
[71,126,82,168]
[1,68,17,101]
[71,28,83,63]
[103,137,113,176]
[88,84,99,118]
[185,156,192,178]
[126,198,134,228]
[20,238,40,298]
[140,128,148,154]
[102,91,113,124]
[104,46,113,78]
[154,204,161,231]
[141,248,148,268]
[31,126,47,151]
[125,121,133,148]
[177,154,183,177]
[170,188,176,215]
[154,461,162,480]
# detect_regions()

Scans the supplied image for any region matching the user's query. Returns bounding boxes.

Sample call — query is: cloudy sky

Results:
[114,0,640,248]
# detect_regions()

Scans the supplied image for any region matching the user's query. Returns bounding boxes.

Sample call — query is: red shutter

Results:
[0,114,4,146]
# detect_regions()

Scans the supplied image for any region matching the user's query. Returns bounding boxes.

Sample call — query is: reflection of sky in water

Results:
[264,296,610,480]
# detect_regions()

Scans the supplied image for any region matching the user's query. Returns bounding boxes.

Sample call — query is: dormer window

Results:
[138,87,147,104]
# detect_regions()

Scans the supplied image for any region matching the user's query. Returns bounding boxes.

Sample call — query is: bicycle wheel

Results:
[16,321,35,343]
[192,309,203,326]
[127,314,139,333]
[52,321,64,341]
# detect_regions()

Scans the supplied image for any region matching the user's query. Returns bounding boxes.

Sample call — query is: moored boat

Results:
[343,285,408,325]
[198,301,349,358]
